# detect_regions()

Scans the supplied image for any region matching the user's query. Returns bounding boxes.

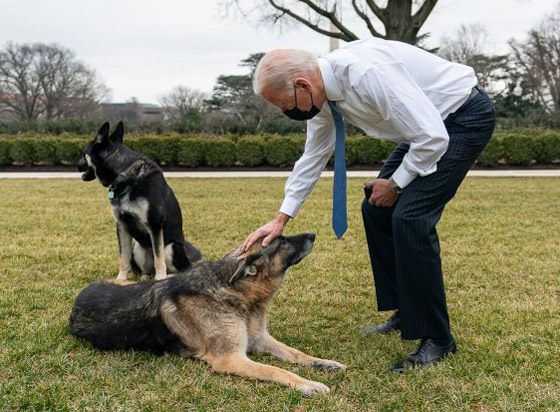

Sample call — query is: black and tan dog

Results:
[77,122,202,280]
[69,233,345,396]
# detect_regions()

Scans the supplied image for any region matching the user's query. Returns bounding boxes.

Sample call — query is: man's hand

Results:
[364,179,399,207]
[242,213,291,252]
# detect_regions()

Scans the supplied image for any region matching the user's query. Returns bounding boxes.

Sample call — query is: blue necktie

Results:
[328,100,347,239]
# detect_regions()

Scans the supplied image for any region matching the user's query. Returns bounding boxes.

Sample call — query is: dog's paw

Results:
[311,359,347,372]
[154,274,167,281]
[139,274,151,282]
[116,272,128,281]
[296,380,330,397]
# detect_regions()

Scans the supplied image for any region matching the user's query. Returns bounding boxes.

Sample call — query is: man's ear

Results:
[110,121,124,144]
[229,257,259,283]
[94,122,110,146]
[293,77,310,91]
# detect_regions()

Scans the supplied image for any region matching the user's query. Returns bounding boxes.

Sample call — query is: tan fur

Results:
[152,229,167,280]
[155,242,346,396]
[209,352,330,397]
[116,223,133,280]
[87,235,345,397]
[104,279,136,286]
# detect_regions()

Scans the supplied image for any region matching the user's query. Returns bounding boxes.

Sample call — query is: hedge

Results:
[0,129,559,168]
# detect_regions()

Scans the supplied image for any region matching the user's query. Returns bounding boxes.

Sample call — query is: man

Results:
[242,37,495,372]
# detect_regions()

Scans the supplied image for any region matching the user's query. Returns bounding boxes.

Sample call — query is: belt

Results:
[460,85,481,110]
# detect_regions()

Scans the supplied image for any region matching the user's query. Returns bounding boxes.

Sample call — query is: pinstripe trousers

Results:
[361,88,496,341]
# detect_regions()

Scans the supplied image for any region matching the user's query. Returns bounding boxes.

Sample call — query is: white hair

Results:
[253,49,319,96]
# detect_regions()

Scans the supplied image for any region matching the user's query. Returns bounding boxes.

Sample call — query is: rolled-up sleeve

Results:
[279,112,336,217]
[357,62,449,188]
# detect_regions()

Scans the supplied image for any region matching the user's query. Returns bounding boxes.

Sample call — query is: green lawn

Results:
[0,177,559,412]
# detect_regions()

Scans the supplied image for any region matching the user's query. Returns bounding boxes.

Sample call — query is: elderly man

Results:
[242,37,495,372]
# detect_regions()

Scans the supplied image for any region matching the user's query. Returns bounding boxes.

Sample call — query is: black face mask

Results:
[283,86,321,121]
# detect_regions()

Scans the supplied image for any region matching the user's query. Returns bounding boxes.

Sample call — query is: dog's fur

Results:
[77,122,202,280]
[69,233,345,396]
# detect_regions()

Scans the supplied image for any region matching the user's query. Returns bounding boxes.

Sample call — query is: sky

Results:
[1,0,556,104]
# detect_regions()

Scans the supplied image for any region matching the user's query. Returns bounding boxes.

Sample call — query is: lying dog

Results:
[77,122,202,280]
[69,233,345,396]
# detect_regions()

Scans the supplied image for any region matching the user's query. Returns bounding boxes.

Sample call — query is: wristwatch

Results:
[389,177,403,194]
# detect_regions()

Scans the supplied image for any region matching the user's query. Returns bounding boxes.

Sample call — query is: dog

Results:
[69,233,346,396]
[77,121,202,280]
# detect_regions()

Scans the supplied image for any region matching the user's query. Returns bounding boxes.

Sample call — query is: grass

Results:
[0,177,559,412]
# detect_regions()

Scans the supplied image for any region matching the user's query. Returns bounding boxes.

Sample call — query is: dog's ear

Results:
[94,122,111,146]
[229,254,260,283]
[110,121,124,144]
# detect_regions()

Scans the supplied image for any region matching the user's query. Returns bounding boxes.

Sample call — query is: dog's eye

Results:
[245,253,261,266]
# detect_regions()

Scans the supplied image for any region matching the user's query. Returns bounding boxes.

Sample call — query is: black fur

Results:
[69,234,316,355]
[77,122,202,277]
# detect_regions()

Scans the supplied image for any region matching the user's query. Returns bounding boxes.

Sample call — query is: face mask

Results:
[283,86,321,121]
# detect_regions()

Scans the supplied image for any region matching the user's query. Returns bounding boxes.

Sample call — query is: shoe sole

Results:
[390,345,457,373]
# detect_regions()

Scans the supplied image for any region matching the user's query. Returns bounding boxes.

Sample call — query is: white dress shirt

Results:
[280,37,477,218]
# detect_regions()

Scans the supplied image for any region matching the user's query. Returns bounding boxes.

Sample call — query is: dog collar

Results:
[107,160,144,203]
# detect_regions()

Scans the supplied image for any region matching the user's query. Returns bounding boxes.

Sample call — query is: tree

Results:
[0,43,45,122]
[438,24,509,94]
[491,62,546,126]
[206,52,275,132]
[224,0,439,46]
[509,2,560,117]
[159,85,206,121]
[0,42,109,122]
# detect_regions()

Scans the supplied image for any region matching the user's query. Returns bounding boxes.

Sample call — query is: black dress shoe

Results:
[360,311,401,335]
[390,338,457,373]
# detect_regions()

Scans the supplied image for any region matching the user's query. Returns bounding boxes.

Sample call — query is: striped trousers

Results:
[361,87,496,340]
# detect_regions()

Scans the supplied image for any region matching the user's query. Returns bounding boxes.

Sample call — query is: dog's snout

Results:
[77,156,87,172]
[308,233,316,243]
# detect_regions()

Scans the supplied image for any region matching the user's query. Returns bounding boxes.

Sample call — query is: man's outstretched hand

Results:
[242,213,291,252]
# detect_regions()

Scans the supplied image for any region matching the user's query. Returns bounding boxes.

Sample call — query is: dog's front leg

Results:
[116,223,133,280]
[151,228,167,280]
[257,332,346,372]
[209,352,330,397]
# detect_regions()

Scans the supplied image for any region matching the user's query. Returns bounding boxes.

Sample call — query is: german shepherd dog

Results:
[77,122,202,280]
[69,233,346,396]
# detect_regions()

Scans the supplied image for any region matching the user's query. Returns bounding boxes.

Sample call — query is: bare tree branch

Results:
[412,0,439,29]
[293,0,360,40]
[351,0,384,38]
[224,0,440,46]
[364,0,388,25]
[268,0,357,41]
[0,42,109,122]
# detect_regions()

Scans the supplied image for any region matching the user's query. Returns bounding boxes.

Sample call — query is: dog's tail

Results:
[184,240,203,264]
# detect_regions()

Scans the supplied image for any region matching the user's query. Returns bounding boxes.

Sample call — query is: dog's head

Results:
[228,233,316,284]
[77,121,130,187]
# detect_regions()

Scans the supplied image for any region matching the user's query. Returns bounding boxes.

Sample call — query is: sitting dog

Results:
[77,122,202,280]
[69,233,345,396]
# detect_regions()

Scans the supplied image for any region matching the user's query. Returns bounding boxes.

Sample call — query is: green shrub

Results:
[478,136,503,167]
[0,140,12,167]
[205,138,237,167]
[1,130,559,169]
[157,137,181,166]
[353,136,387,165]
[265,136,305,167]
[56,139,85,165]
[236,136,265,167]
[33,139,57,165]
[177,138,208,167]
[381,140,398,160]
[9,139,35,165]
[128,137,161,163]
[535,132,560,163]
[502,134,538,165]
